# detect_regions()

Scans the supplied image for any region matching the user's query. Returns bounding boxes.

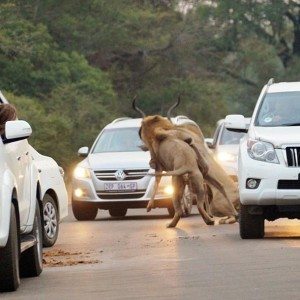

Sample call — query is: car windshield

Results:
[219,126,245,145]
[256,91,300,127]
[93,127,142,153]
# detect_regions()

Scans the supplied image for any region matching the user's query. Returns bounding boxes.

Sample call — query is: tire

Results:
[240,203,264,239]
[0,204,20,292]
[42,194,59,247]
[167,206,175,218]
[20,202,43,278]
[72,200,98,221]
[181,185,193,217]
[109,208,127,218]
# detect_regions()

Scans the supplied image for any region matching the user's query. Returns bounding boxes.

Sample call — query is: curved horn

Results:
[132,95,146,118]
[167,94,181,120]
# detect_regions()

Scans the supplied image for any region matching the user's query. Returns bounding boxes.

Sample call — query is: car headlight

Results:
[73,167,91,179]
[247,139,279,164]
[216,152,235,162]
[163,185,174,195]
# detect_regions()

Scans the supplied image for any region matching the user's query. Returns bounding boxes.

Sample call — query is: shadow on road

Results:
[94,214,171,222]
[265,233,300,239]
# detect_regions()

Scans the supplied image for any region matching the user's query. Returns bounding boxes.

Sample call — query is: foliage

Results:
[1,0,300,167]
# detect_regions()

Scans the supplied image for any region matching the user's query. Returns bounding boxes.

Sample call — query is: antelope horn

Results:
[132,96,146,118]
[167,94,181,120]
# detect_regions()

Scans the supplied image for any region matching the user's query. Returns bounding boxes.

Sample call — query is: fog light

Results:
[74,188,84,197]
[164,185,174,195]
[246,178,260,189]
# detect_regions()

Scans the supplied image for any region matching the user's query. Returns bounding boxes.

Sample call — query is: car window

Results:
[256,91,300,127]
[93,127,142,153]
[219,127,245,145]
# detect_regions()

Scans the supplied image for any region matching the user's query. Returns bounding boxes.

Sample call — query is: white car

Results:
[0,92,68,292]
[205,118,250,181]
[72,116,198,220]
[225,79,300,239]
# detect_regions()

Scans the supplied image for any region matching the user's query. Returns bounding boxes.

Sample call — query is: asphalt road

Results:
[2,206,300,300]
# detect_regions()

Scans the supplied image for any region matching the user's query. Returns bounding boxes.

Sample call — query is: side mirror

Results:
[224,115,247,133]
[204,138,214,149]
[78,146,89,157]
[4,120,32,144]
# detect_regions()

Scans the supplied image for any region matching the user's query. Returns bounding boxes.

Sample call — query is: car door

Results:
[4,139,31,227]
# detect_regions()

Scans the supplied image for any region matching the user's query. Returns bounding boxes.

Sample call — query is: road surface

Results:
[2,206,300,299]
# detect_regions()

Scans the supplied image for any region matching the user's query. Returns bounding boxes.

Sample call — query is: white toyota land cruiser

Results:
[72,116,198,220]
[225,79,300,239]
[0,92,68,292]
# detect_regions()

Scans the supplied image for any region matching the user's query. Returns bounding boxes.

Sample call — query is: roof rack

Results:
[267,78,274,86]
[111,117,132,124]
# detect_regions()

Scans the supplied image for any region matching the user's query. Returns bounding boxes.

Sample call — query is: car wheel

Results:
[181,185,193,217]
[239,203,264,239]
[72,200,98,221]
[167,206,175,218]
[0,204,20,292]
[20,202,43,278]
[42,194,59,247]
[109,208,127,218]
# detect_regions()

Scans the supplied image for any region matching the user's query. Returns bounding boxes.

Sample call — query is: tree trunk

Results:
[293,28,300,55]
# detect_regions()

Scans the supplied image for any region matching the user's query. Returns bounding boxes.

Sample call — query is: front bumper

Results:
[239,142,300,205]
[72,174,173,209]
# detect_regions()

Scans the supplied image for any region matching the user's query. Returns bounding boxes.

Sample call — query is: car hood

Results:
[86,151,151,170]
[251,126,300,148]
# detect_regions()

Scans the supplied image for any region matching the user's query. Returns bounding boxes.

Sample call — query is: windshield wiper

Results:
[281,123,300,126]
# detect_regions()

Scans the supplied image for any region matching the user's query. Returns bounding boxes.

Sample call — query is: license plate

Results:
[104,182,137,192]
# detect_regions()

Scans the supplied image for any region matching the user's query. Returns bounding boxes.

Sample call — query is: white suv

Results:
[0,92,68,291]
[72,116,198,220]
[225,79,300,239]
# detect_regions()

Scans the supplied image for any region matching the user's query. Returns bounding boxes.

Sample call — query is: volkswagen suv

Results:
[72,116,198,220]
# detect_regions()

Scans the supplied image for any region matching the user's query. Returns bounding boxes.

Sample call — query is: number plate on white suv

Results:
[104,182,137,192]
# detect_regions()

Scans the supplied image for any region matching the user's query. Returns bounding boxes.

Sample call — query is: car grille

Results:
[97,190,146,199]
[94,169,149,181]
[286,147,300,167]
[278,180,300,189]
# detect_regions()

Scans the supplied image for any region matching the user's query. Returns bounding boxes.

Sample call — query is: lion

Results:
[143,126,215,227]
[133,97,239,224]
[140,116,237,223]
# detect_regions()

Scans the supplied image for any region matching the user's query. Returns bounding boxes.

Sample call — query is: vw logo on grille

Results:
[114,169,126,181]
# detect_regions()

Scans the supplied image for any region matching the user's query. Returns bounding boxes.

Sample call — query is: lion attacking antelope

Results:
[133,97,238,228]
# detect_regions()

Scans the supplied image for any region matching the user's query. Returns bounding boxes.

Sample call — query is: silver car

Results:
[72,116,197,220]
